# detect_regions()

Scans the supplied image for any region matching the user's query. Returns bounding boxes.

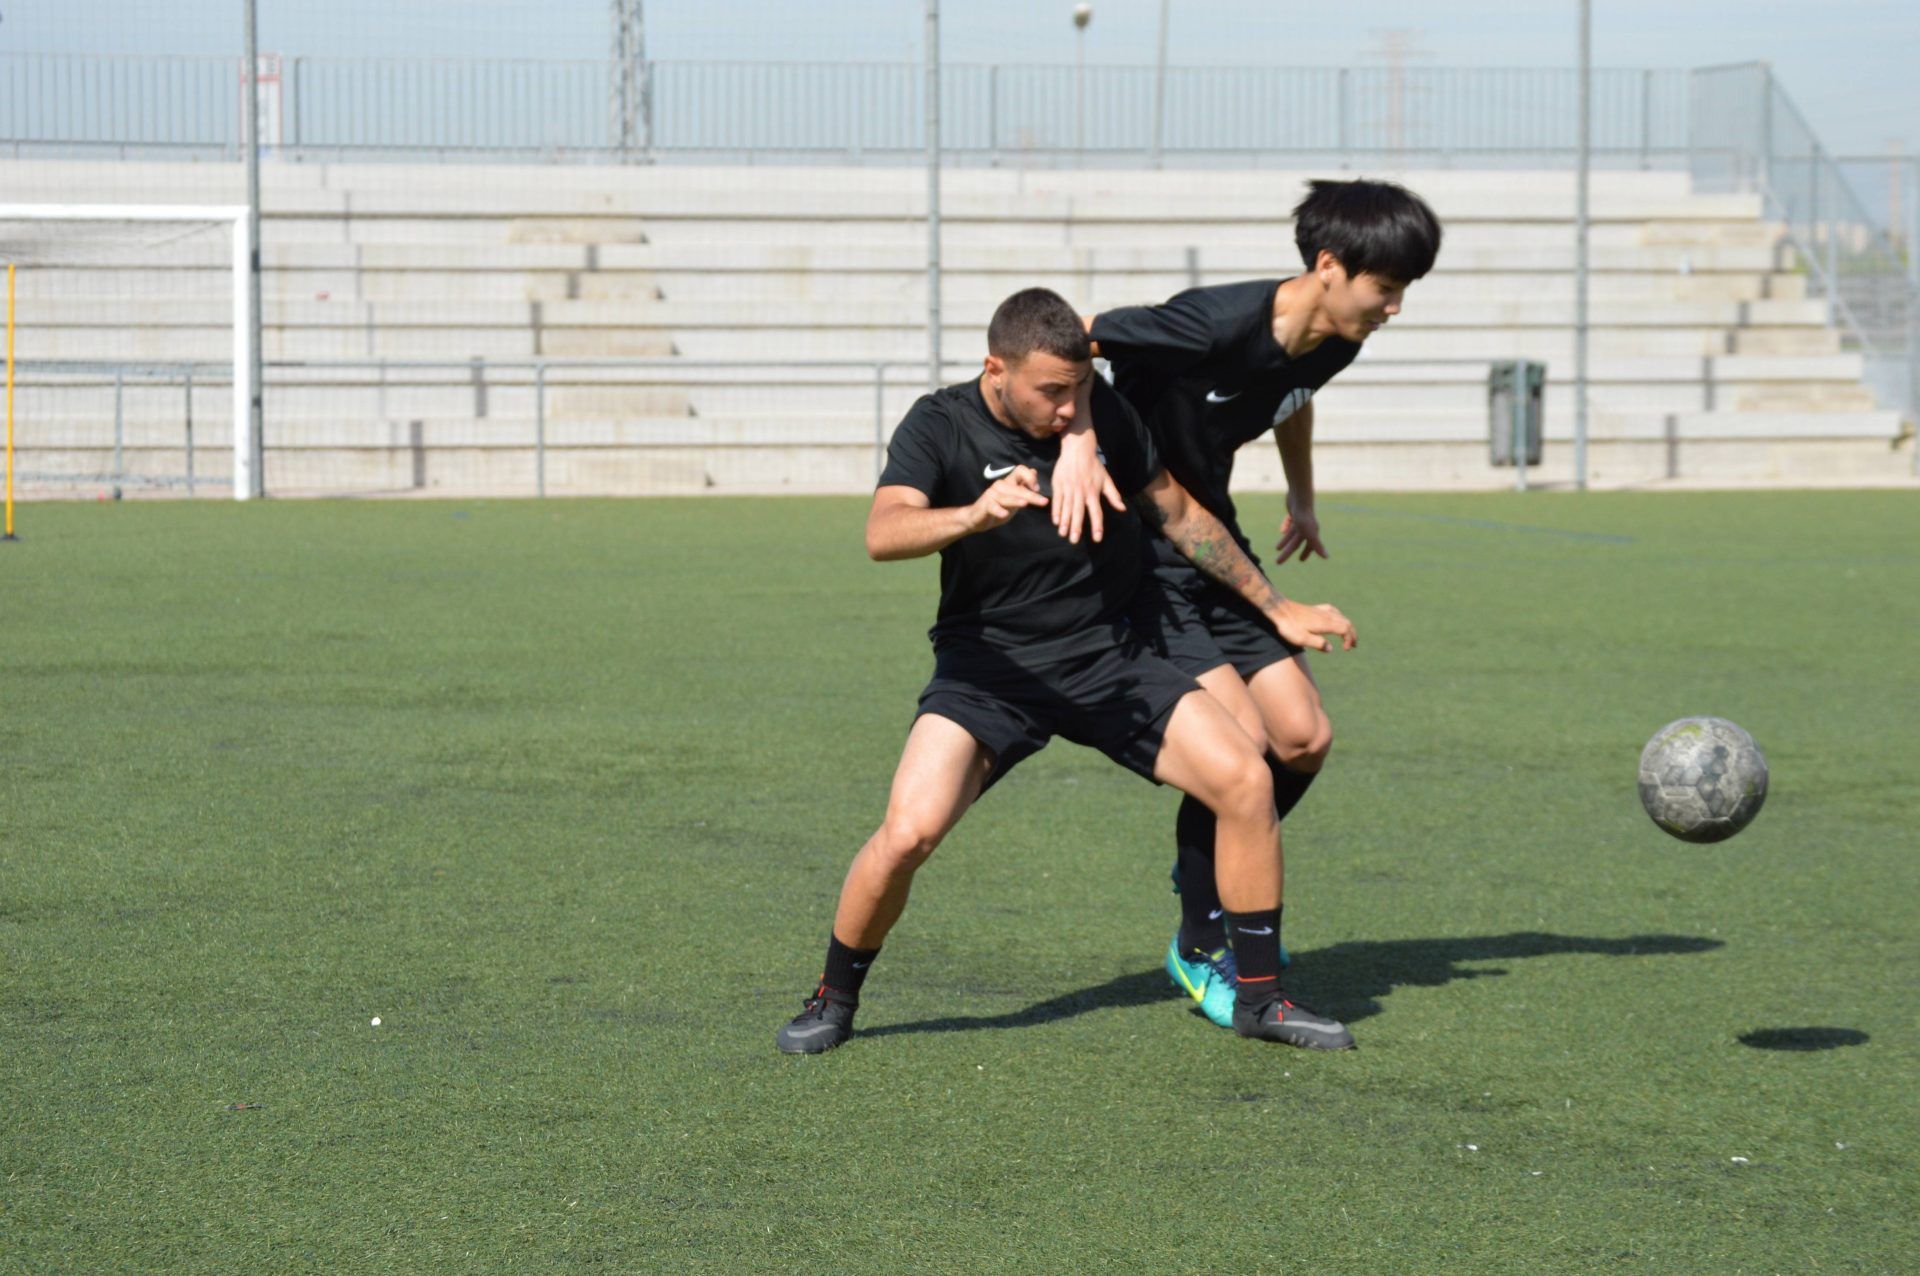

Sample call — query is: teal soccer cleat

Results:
[1164,930,1292,1029]
[1164,934,1238,1029]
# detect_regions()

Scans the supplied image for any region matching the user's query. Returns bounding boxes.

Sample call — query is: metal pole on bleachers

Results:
[926,1,943,393]
[1573,0,1592,491]
[242,0,266,499]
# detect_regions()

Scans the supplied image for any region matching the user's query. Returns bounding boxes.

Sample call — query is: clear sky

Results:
[4,1,1914,165]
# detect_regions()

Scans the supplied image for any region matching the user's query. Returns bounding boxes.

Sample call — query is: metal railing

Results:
[1692,64,1919,439]
[7,360,228,495]
[11,357,970,496]
[3,54,1698,169]
[7,358,1528,498]
[14,352,1898,498]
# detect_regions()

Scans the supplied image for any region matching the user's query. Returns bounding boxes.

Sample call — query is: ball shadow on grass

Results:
[1737,1027,1869,1051]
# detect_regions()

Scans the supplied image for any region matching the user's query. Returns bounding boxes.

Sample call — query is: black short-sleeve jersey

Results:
[879,376,1160,662]
[1092,279,1359,563]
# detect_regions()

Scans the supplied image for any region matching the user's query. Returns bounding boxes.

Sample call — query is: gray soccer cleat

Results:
[1231,993,1354,1051]
[776,986,859,1054]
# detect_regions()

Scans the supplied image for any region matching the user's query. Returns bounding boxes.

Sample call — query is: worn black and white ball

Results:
[1637,717,1769,843]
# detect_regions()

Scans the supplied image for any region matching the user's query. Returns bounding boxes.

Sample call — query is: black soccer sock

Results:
[820,933,880,1001]
[1225,906,1285,1012]
[1172,755,1318,952]
[1172,794,1228,952]
[1271,755,1320,824]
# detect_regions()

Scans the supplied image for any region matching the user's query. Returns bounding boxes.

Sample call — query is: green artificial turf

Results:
[3,491,1916,1273]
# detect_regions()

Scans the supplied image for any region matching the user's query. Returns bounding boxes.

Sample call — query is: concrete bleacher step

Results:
[636,325,1840,362]
[256,211,1771,251]
[240,183,1768,224]
[627,270,1811,308]
[16,238,1794,283]
[10,295,1839,339]
[15,267,1812,316]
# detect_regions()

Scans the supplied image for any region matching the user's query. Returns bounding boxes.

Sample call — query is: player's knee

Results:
[1271,709,1333,772]
[1298,712,1334,771]
[1212,750,1275,824]
[875,815,942,873]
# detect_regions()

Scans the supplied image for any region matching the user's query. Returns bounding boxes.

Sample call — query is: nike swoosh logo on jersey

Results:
[1205,389,1242,404]
[1237,925,1276,936]
[983,463,1017,479]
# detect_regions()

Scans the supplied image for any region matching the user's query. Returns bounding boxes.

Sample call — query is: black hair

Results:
[986,287,1091,363]
[1293,178,1442,282]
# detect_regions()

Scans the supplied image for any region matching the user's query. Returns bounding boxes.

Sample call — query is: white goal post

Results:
[0,204,255,499]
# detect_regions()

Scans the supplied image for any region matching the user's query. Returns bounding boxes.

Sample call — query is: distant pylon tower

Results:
[1366,28,1429,166]
[609,0,649,162]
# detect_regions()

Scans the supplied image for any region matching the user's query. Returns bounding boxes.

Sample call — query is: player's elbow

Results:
[864,514,894,560]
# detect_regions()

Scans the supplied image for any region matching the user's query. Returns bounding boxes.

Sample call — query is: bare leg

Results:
[831,713,994,949]
[1247,653,1332,771]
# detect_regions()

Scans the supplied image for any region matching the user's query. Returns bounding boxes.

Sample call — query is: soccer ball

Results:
[1637,717,1769,843]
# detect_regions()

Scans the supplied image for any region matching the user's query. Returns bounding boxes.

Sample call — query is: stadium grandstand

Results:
[1,54,1913,497]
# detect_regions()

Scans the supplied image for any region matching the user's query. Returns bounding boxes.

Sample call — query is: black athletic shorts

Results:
[916,631,1200,792]
[1128,559,1303,681]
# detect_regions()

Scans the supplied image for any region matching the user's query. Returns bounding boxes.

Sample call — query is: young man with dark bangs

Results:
[776,286,1359,1056]
[1049,178,1443,1028]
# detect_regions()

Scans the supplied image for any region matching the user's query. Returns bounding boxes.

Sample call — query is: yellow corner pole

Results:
[5,261,14,541]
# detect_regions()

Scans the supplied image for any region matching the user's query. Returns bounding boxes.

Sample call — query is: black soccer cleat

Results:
[1232,992,1355,1051]
[776,985,859,1054]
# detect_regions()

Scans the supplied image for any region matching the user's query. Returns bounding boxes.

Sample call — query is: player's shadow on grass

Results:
[1288,931,1724,1025]
[860,968,1174,1039]
[862,932,1722,1039]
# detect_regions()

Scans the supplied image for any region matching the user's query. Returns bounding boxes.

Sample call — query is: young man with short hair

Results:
[1053,178,1443,1028]
[777,287,1358,1055]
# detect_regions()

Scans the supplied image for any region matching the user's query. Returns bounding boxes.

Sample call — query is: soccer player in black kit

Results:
[1052,179,1443,1029]
[777,288,1357,1055]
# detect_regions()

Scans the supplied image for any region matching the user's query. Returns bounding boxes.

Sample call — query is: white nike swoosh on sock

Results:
[1237,926,1275,936]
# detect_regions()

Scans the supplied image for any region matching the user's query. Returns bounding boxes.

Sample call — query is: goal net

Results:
[0,205,253,500]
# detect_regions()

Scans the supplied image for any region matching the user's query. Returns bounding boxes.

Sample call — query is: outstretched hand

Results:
[967,465,1048,533]
[1276,501,1329,564]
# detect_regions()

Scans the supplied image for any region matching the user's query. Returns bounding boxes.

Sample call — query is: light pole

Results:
[1073,3,1092,166]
